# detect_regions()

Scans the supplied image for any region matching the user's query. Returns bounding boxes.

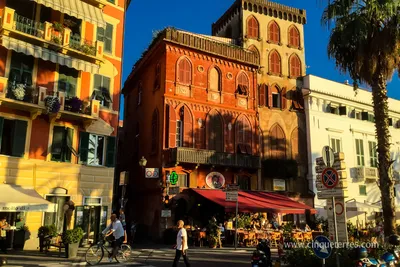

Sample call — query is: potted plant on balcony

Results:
[80,43,95,55]
[11,83,25,101]
[52,22,64,36]
[52,36,62,45]
[65,96,82,113]
[62,227,84,258]
[44,95,61,114]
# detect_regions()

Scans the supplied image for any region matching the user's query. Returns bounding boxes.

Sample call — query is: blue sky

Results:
[120,0,400,119]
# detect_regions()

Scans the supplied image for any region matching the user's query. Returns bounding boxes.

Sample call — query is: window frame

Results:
[50,125,75,163]
[359,185,367,196]
[368,141,378,168]
[269,51,281,75]
[176,120,183,147]
[0,117,28,158]
[355,138,365,166]
[87,133,106,166]
[58,66,78,98]
[93,74,112,108]
[97,23,113,53]
[268,21,280,43]
[247,16,259,39]
[288,25,300,47]
[289,54,301,78]
[330,137,342,153]
[177,58,192,85]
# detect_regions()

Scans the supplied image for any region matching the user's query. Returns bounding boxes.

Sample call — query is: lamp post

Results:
[138,156,147,169]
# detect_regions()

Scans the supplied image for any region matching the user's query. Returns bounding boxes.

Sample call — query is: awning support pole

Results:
[235,196,238,250]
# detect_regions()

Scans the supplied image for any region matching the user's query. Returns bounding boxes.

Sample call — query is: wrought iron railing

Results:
[69,34,96,56]
[14,13,44,38]
[164,147,261,169]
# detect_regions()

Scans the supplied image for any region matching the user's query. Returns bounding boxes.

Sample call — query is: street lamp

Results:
[139,156,147,168]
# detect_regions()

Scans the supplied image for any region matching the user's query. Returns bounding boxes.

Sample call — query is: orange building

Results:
[0,0,126,249]
[122,28,260,238]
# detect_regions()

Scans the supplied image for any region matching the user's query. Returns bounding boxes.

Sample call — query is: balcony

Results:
[164,147,260,169]
[1,7,104,66]
[353,166,378,182]
[0,78,100,122]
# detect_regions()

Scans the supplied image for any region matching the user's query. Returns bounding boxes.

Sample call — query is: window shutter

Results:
[105,136,116,167]
[97,27,104,42]
[183,108,193,147]
[65,128,74,162]
[51,126,64,157]
[339,106,347,116]
[267,85,272,108]
[361,111,369,121]
[168,105,176,148]
[79,132,90,164]
[11,120,27,157]
[0,117,3,148]
[281,87,287,110]
[259,84,265,106]
[105,23,113,52]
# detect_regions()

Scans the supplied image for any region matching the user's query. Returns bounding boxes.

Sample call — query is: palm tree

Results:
[321,0,400,236]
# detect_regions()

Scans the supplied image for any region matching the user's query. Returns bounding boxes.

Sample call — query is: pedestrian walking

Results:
[0,217,8,254]
[172,220,191,267]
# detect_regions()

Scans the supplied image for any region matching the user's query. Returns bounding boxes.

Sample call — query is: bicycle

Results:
[85,235,132,265]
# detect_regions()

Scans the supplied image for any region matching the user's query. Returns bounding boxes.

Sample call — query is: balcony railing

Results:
[164,147,261,169]
[1,7,104,64]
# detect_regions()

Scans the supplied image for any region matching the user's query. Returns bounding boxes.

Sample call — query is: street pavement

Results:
[0,246,285,266]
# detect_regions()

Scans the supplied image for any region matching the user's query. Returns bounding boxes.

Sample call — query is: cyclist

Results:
[102,214,125,263]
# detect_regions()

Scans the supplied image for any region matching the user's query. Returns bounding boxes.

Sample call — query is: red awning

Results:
[191,189,316,214]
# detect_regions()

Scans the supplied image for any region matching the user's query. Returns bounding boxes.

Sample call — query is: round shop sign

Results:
[206,172,225,189]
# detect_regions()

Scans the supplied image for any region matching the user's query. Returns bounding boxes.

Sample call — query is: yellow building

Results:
[0,0,127,249]
[213,0,313,220]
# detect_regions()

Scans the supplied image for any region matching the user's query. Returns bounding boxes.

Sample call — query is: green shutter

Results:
[105,136,116,167]
[97,27,104,42]
[11,120,27,157]
[0,117,4,151]
[105,24,113,52]
[94,74,102,90]
[65,128,74,162]
[51,126,65,161]
[79,132,90,164]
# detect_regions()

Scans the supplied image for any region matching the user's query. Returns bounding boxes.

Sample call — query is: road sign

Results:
[321,168,339,189]
[161,210,171,217]
[316,152,345,165]
[145,168,159,178]
[316,179,348,191]
[317,189,349,199]
[316,162,346,173]
[226,191,238,202]
[226,184,239,191]
[312,235,332,259]
[322,146,335,167]
[316,170,347,180]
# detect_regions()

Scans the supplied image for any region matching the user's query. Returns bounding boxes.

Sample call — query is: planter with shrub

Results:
[62,227,84,258]
[38,225,57,252]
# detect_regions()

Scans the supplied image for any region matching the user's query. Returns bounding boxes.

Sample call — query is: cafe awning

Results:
[0,36,100,73]
[0,184,56,212]
[30,0,106,28]
[191,189,316,214]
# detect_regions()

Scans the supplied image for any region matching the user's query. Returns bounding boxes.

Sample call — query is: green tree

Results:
[321,0,400,236]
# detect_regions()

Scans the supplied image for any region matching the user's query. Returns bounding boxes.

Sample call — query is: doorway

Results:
[44,195,70,234]
[75,206,101,246]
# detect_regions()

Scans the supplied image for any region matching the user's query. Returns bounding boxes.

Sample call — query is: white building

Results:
[303,75,400,227]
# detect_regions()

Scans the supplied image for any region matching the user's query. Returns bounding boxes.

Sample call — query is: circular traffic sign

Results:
[322,146,335,167]
[312,235,332,259]
[321,168,339,189]
[335,202,344,216]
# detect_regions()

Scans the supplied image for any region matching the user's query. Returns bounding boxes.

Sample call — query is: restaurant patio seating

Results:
[291,232,304,243]
[303,232,313,242]
[269,231,281,247]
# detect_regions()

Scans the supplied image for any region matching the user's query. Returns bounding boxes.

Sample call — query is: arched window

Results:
[248,45,260,60]
[237,72,249,95]
[177,58,192,85]
[289,54,301,78]
[271,85,281,108]
[209,67,221,91]
[269,50,281,75]
[236,115,252,154]
[207,111,223,152]
[288,25,300,47]
[247,16,259,38]
[151,109,159,153]
[154,62,161,90]
[268,21,280,43]
[270,124,286,159]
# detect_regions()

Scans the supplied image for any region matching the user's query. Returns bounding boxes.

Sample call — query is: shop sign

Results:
[226,191,238,202]
[206,172,225,189]
[273,179,286,191]
[226,221,233,230]
[170,171,179,185]
[0,203,56,212]
[161,210,171,218]
[145,168,159,178]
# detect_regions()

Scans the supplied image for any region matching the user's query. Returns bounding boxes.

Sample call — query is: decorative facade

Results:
[303,75,400,225]
[122,28,260,238]
[212,0,312,209]
[0,0,126,249]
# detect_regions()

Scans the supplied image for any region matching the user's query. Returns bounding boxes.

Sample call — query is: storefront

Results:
[0,184,56,250]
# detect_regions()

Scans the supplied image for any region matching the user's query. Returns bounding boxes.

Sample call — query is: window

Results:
[137,83,142,106]
[79,132,116,167]
[352,109,362,120]
[177,58,192,85]
[92,74,112,108]
[271,86,281,108]
[97,23,113,53]
[209,67,221,91]
[151,110,159,153]
[268,21,280,43]
[247,16,259,38]
[270,124,286,159]
[51,126,76,162]
[237,72,249,95]
[207,112,223,152]
[329,105,339,115]
[368,114,375,122]
[369,141,378,167]
[359,185,367,196]
[58,66,78,98]
[8,53,34,101]
[288,26,300,47]
[236,116,252,154]
[238,176,251,190]
[248,45,260,60]
[269,51,281,75]
[154,63,161,90]
[289,55,301,78]
[355,139,365,166]
[176,120,183,147]
[0,117,27,157]
[107,0,115,3]
[330,138,341,153]
[177,173,189,187]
